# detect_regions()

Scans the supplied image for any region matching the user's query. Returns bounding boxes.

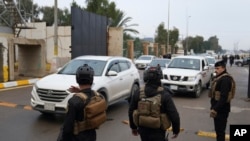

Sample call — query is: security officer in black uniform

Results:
[57,64,96,141]
[128,65,180,141]
[210,60,234,141]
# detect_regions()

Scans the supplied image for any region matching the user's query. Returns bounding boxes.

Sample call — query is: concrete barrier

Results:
[0,78,39,89]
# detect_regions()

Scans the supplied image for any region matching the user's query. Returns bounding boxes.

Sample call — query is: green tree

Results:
[155,23,179,54]
[182,35,222,54]
[134,37,143,57]
[0,0,39,26]
[85,0,109,15]
[155,22,167,46]
[17,0,40,22]
[190,36,204,53]
[168,27,179,54]
[208,36,221,53]
[39,6,70,26]
[85,0,139,35]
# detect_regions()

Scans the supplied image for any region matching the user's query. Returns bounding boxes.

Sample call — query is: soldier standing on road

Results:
[229,55,234,67]
[222,55,228,65]
[209,60,235,141]
[57,64,102,141]
[128,65,180,141]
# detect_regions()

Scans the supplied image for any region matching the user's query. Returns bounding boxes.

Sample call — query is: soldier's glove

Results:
[210,109,217,118]
[131,129,139,136]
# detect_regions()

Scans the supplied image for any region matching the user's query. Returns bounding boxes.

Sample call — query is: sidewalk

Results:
[0,70,51,89]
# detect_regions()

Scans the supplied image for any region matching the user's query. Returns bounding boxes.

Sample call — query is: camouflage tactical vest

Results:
[73,91,107,135]
[209,73,236,102]
[133,87,171,130]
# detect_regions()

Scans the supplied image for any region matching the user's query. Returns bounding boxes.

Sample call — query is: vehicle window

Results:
[58,59,106,76]
[127,61,131,68]
[168,58,200,70]
[137,56,153,60]
[206,58,216,64]
[150,60,168,67]
[119,61,129,71]
[110,63,120,73]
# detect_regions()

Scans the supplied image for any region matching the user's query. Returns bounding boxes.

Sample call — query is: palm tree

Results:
[109,9,139,35]
[85,0,139,35]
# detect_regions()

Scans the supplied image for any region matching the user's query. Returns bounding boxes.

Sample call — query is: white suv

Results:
[31,55,140,114]
[161,56,213,97]
[134,55,156,69]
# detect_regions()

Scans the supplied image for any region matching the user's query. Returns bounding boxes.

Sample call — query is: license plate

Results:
[44,103,55,111]
[170,85,178,90]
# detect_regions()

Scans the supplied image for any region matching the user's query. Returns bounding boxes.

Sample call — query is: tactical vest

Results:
[209,73,236,102]
[73,91,107,135]
[133,87,171,130]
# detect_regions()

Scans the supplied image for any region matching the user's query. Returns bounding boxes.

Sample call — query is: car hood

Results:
[163,68,200,76]
[35,74,101,90]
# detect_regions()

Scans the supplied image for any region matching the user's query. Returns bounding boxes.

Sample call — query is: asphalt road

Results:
[0,65,249,141]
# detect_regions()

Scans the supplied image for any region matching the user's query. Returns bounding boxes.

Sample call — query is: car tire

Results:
[98,91,108,108]
[193,82,202,98]
[127,83,139,103]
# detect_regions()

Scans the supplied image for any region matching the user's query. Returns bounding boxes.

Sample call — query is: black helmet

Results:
[143,65,163,84]
[76,64,94,85]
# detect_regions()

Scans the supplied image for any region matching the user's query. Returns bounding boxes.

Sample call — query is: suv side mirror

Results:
[204,66,209,70]
[107,70,118,76]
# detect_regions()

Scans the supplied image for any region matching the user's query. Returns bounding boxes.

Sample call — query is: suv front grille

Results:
[170,75,181,81]
[37,88,68,102]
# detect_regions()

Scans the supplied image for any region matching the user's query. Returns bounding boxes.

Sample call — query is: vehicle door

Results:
[118,60,134,96]
[105,60,122,101]
[201,59,210,85]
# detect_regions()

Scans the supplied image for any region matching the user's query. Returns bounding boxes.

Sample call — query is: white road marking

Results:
[182,105,206,110]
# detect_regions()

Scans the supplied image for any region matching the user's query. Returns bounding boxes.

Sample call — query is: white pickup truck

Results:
[161,55,213,98]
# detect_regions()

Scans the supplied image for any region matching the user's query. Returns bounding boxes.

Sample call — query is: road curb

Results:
[197,130,230,140]
[0,78,39,89]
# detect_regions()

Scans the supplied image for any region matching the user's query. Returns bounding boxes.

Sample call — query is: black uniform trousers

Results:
[213,112,229,141]
[139,128,166,141]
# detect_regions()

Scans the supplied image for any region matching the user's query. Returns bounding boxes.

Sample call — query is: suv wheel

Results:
[193,82,202,98]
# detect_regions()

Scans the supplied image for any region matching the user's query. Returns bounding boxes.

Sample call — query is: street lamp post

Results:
[54,0,58,56]
[167,0,170,54]
[185,15,191,55]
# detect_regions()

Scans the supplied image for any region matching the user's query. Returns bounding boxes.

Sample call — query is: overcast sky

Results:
[33,0,250,50]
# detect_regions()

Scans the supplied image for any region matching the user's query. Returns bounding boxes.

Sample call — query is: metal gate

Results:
[71,7,108,59]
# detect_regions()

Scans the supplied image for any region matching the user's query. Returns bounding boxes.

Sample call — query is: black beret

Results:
[215,60,226,67]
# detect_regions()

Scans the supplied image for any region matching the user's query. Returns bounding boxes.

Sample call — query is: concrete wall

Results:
[0,22,123,82]
[19,22,71,72]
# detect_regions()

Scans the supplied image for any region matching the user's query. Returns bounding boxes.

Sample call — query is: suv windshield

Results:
[206,58,216,64]
[58,59,107,76]
[149,59,170,67]
[137,56,152,60]
[168,58,200,70]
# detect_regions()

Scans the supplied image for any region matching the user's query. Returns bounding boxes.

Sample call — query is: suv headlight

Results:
[187,76,196,81]
[32,83,38,91]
